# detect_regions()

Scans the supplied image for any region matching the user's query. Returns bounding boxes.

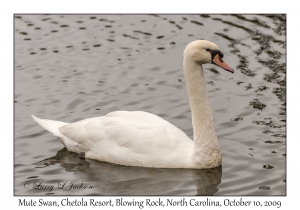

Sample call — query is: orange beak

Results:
[212,54,234,73]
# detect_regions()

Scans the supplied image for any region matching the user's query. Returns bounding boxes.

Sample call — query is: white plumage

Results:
[32,40,234,169]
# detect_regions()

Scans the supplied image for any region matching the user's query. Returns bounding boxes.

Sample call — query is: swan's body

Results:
[32,40,234,169]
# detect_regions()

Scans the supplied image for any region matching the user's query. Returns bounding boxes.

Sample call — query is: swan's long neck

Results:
[183,57,221,168]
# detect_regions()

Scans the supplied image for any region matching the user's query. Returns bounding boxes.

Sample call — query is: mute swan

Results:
[32,40,234,169]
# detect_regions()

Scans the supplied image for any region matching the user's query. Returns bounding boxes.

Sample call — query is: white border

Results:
[4,0,294,208]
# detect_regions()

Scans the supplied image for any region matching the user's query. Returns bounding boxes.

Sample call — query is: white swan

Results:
[32,40,234,169]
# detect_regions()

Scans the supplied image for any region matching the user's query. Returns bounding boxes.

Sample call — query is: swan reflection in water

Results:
[34,148,222,195]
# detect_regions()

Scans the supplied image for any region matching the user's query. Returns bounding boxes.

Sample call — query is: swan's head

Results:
[184,40,234,73]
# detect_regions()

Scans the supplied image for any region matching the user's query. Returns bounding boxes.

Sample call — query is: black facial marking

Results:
[218,51,224,58]
[209,50,224,60]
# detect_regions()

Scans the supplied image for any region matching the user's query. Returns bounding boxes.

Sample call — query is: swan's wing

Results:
[59,111,193,167]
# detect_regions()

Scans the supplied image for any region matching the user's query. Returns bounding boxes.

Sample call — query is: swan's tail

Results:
[32,115,84,154]
[31,115,68,138]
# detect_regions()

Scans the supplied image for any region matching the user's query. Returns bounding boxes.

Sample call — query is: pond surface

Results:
[14,14,286,196]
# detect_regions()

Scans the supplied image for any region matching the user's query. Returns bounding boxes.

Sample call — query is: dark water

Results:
[14,14,286,195]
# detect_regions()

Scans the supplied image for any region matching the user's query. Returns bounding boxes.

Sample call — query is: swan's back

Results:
[35,111,193,168]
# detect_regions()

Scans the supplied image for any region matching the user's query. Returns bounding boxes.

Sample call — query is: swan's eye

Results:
[206,49,210,51]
